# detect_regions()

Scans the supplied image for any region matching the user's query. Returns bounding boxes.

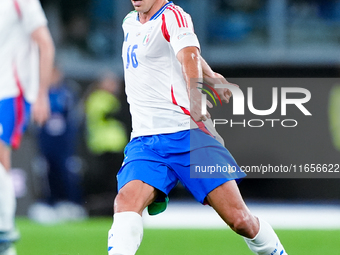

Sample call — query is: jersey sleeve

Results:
[16,0,47,34]
[162,6,200,56]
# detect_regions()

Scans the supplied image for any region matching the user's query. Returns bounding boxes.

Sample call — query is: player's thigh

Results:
[116,158,178,215]
[115,180,158,215]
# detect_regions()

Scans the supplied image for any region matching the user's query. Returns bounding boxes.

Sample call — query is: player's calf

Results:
[206,181,287,254]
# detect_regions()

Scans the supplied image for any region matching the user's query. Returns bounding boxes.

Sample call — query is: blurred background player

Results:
[84,71,128,215]
[0,0,55,254]
[28,66,87,224]
[107,0,287,255]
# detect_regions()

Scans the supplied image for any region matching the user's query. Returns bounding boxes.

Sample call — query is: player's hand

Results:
[215,85,238,104]
[205,72,239,104]
[32,92,51,126]
[190,87,211,122]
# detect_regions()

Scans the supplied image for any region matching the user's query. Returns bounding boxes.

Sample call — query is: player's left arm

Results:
[31,26,55,126]
[177,46,210,122]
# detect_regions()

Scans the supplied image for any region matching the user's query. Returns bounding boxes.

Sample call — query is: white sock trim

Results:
[108,212,143,255]
[244,218,287,255]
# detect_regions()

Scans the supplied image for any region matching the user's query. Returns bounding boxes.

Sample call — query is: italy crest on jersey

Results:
[143,26,153,46]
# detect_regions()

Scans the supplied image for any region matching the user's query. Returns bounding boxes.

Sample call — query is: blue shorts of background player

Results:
[117,128,246,214]
[0,96,31,150]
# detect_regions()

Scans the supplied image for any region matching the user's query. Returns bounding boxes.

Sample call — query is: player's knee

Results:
[113,181,157,214]
[229,212,257,238]
[114,188,150,214]
[114,190,136,213]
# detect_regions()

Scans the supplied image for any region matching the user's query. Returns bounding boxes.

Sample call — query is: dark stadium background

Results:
[12,0,340,216]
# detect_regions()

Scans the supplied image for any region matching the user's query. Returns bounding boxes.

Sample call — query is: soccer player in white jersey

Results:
[0,0,54,254]
[108,1,288,254]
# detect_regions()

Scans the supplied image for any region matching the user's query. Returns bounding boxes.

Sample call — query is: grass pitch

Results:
[15,217,340,254]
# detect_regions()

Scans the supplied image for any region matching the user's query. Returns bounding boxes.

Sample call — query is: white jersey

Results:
[0,0,47,103]
[122,1,200,139]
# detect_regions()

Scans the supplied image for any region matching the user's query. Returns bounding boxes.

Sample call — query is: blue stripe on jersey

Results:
[151,1,173,21]
[136,1,173,21]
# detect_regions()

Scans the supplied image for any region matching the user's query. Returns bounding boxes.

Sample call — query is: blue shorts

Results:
[0,97,31,149]
[117,129,246,204]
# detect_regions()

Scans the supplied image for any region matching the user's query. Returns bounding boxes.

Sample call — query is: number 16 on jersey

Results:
[126,44,138,69]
